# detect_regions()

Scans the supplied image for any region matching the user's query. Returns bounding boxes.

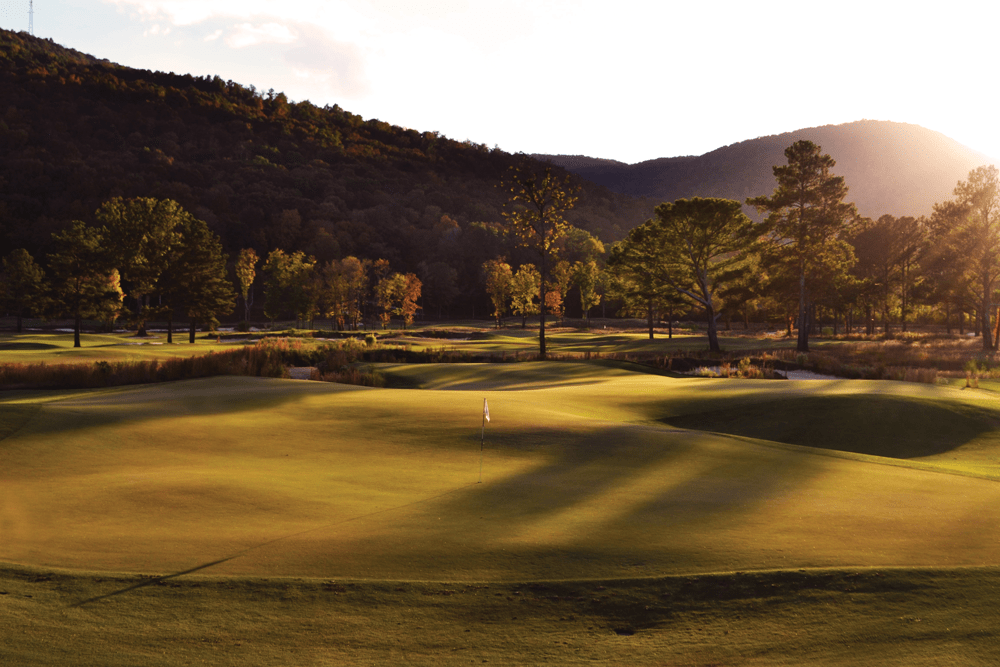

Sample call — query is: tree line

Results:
[488,145,1000,355]
[0,196,425,346]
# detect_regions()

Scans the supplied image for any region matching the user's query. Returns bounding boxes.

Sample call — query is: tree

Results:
[93,269,126,332]
[482,258,513,328]
[373,259,395,329]
[1,249,45,333]
[935,165,1000,350]
[96,197,187,336]
[605,221,686,340]
[397,273,422,329]
[418,261,459,320]
[851,215,927,336]
[748,140,859,352]
[547,260,572,325]
[235,248,258,325]
[47,222,120,348]
[262,250,316,327]
[161,217,235,343]
[652,198,759,352]
[510,264,541,329]
[501,161,579,358]
[572,260,602,326]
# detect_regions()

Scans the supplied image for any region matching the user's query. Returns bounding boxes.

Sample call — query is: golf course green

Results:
[4,339,1000,664]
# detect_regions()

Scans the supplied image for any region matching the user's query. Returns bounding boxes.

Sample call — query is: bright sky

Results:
[2,0,999,164]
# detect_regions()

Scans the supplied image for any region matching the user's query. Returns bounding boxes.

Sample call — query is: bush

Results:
[365,333,378,347]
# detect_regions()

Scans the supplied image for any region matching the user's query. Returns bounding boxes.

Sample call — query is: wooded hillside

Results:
[0,29,649,316]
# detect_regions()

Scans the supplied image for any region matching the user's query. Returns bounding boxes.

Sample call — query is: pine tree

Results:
[748,141,858,352]
[1,249,45,333]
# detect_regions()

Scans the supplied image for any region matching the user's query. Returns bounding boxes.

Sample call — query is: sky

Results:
[1,0,998,164]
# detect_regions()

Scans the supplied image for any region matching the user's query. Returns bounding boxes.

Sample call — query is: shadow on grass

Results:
[9,378,351,440]
[0,342,61,351]
[665,394,997,459]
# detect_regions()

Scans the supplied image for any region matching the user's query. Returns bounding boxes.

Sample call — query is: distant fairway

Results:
[5,363,1000,582]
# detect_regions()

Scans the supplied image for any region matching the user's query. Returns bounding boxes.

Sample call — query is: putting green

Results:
[4,365,1000,583]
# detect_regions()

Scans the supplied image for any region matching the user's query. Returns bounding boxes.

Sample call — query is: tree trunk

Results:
[984,274,994,350]
[189,321,196,344]
[538,252,547,359]
[706,306,720,353]
[994,306,1000,350]
[74,314,82,348]
[16,312,22,334]
[667,306,674,339]
[647,299,654,340]
[167,318,173,344]
[796,264,809,352]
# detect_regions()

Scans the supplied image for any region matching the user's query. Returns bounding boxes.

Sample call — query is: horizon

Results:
[1,1,998,164]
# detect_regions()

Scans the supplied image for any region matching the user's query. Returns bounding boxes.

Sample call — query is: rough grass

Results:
[4,564,1000,666]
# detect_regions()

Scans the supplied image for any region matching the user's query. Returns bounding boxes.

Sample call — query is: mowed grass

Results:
[5,361,1000,663]
[0,331,233,364]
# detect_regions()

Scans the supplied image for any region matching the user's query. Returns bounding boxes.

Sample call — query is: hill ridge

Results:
[536,119,996,218]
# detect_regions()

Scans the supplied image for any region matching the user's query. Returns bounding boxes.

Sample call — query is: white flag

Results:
[484,398,490,423]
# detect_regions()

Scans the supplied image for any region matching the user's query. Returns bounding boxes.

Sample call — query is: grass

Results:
[7,335,1000,662]
[4,564,1000,666]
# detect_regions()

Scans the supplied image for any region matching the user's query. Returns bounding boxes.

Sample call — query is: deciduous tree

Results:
[572,260,602,326]
[96,197,187,336]
[235,248,258,325]
[510,264,541,329]
[482,258,513,329]
[501,162,579,358]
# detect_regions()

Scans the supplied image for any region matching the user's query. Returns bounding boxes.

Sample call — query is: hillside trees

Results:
[1,249,45,333]
[501,162,580,358]
[749,140,859,352]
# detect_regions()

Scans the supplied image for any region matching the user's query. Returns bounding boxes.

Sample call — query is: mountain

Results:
[0,28,649,317]
[534,120,997,219]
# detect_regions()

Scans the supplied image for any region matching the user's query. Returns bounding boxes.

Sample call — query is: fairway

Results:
[5,364,1000,581]
[6,360,1000,664]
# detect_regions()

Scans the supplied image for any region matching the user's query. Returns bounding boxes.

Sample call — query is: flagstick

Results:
[479,398,486,483]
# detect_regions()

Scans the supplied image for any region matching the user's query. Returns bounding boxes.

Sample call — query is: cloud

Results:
[224,22,297,49]
[282,25,369,98]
